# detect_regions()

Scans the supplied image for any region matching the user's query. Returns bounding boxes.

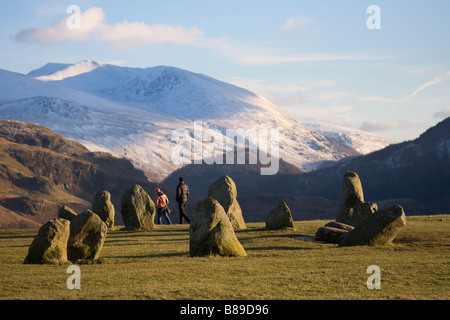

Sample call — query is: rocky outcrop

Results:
[189,198,247,257]
[92,190,115,228]
[207,175,246,230]
[120,185,155,230]
[23,218,70,264]
[338,205,407,247]
[67,209,107,261]
[265,201,294,230]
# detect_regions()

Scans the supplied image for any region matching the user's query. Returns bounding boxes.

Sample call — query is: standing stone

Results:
[92,190,115,228]
[338,205,407,247]
[58,205,77,221]
[67,209,107,261]
[266,201,294,230]
[120,185,155,230]
[190,198,247,257]
[336,171,377,226]
[24,218,70,264]
[207,175,246,230]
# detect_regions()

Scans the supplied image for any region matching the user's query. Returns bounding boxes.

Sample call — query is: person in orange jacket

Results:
[155,188,172,225]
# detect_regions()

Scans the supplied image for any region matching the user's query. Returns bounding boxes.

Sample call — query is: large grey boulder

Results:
[338,205,407,247]
[266,201,294,230]
[67,209,107,261]
[92,190,115,228]
[336,171,377,226]
[190,198,247,257]
[24,218,70,264]
[121,185,155,230]
[207,175,246,230]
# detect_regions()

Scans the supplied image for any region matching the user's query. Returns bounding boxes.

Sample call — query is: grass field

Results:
[0,215,449,300]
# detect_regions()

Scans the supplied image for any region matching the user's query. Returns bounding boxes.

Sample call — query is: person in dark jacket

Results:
[176,177,191,224]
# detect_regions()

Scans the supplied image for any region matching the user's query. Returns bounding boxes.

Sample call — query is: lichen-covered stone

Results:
[92,190,115,228]
[24,218,70,264]
[338,205,407,247]
[266,201,294,230]
[67,209,107,261]
[207,175,246,230]
[336,171,377,226]
[120,184,155,230]
[190,198,247,257]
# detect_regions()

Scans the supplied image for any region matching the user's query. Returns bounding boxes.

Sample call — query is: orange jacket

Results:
[156,193,168,209]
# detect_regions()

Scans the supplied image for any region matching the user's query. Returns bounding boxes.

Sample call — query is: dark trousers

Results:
[178,201,190,224]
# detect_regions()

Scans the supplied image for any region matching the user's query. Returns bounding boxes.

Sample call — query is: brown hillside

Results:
[0,120,164,228]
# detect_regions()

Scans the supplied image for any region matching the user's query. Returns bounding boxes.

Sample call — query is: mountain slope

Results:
[0,120,163,228]
[0,61,394,181]
[293,117,450,214]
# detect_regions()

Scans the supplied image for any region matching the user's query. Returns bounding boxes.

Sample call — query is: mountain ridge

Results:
[0,61,394,181]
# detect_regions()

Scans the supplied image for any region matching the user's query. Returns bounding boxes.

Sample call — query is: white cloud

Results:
[15,7,105,43]
[404,71,450,101]
[13,7,392,66]
[14,7,204,49]
[281,14,315,30]
[101,22,204,49]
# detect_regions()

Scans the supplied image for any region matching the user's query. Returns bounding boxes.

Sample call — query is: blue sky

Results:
[1,0,449,142]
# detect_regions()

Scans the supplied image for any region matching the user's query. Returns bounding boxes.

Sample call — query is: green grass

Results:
[0,215,449,300]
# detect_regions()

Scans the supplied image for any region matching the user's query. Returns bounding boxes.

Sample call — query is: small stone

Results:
[266,201,294,230]
[92,190,115,228]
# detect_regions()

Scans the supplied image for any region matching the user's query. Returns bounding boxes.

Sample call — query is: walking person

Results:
[155,188,172,225]
[176,177,191,224]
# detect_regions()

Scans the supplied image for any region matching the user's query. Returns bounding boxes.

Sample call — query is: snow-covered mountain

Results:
[0,60,394,181]
[302,122,396,155]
